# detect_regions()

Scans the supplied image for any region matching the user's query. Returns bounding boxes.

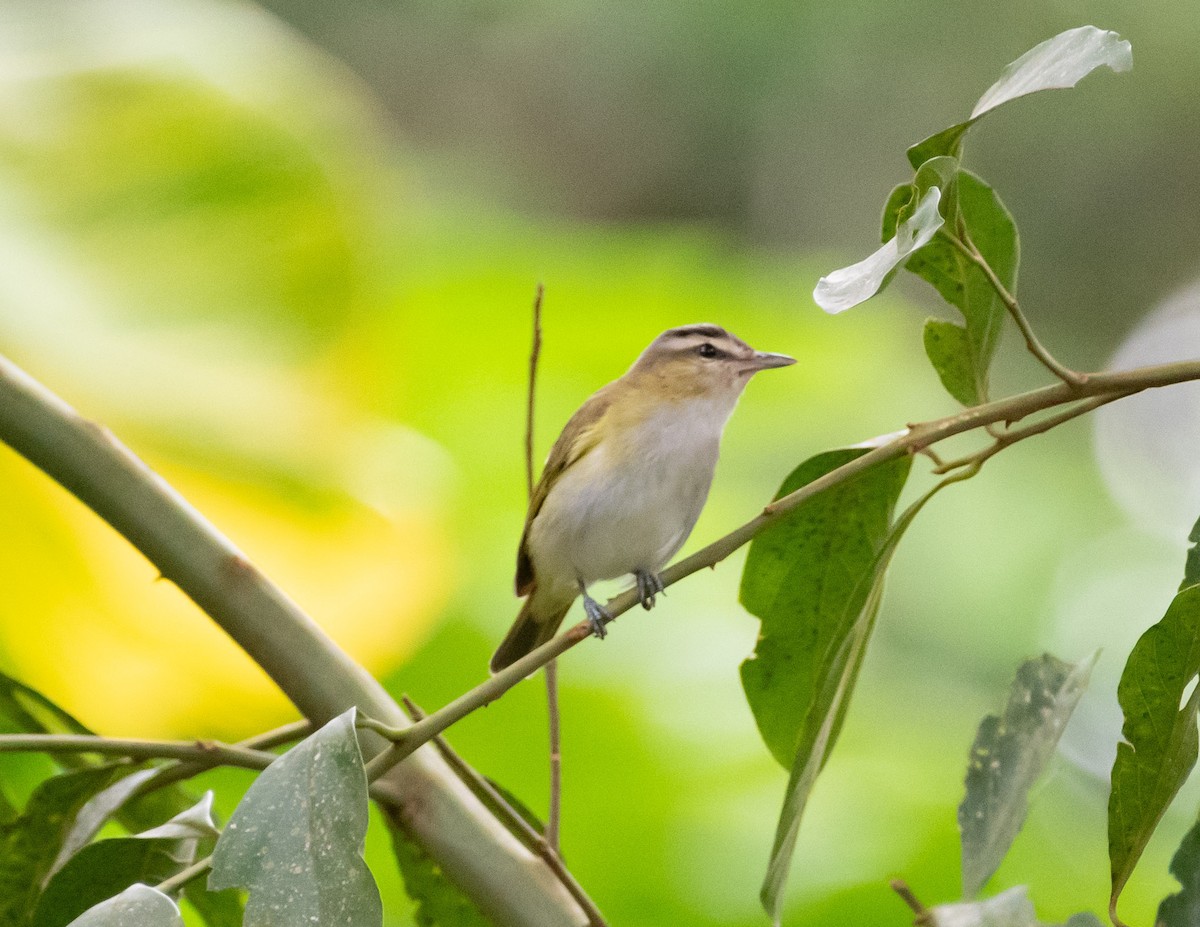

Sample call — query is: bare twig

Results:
[931,392,1132,474]
[890,879,931,925]
[526,282,544,500]
[130,719,315,798]
[362,358,1200,777]
[0,733,276,771]
[402,697,606,927]
[525,283,564,855]
[939,227,1085,387]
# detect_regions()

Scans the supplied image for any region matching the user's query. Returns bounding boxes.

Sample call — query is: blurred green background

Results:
[1,1,1199,924]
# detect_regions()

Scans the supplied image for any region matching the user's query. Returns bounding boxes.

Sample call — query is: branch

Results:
[939,228,1085,387]
[363,358,1200,776]
[930,392,1132,474]
[0,353,593,927]
[130,719,314,799]
[0,733,276,771]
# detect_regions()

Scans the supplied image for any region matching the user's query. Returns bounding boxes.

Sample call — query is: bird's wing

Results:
[516,388,614,596]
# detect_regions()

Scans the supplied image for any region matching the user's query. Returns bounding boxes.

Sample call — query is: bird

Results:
[489,323,795,673]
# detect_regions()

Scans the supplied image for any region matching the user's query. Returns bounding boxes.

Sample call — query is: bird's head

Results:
[627,324,795,400]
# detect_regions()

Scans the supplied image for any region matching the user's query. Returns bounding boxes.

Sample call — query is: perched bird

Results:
[490,324,795,673]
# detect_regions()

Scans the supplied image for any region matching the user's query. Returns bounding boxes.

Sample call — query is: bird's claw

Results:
[634,570,665,610]
[582,594,610,640]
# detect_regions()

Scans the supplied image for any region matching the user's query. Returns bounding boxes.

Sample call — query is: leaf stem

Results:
[155,854,213,896]
[363,359,1200,778]
[939,228,1085,387]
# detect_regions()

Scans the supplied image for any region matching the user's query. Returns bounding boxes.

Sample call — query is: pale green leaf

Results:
[209,709,381,927]
[908,26,1132,167]
[929,886,1102,927]
[63,886,181,927]
[960,654,1096,898]
[1108,585,1200,918]
[814,187,944,313]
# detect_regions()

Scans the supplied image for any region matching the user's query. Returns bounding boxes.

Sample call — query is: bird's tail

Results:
[490,592,572,674]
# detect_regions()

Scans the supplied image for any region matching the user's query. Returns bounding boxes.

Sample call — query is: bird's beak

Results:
[742,351,796,374]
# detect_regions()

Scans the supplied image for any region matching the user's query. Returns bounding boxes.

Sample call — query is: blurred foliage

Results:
[0,1,1196,926]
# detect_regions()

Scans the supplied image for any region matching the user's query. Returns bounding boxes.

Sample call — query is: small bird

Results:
[490,324,795,673]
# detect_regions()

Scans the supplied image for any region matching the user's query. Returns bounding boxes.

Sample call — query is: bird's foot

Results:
[581,592,611,640]
[634,570,666,610]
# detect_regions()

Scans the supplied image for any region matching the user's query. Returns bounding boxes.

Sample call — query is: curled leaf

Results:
[814,187,944,314]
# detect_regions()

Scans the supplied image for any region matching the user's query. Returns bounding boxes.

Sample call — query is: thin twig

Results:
[526,282,544,500]
[361,359,1200,778]
[931,392,1132,474]
[130,719,315,798]
[0,734,276,771]
[939,228,1085,387]
[156,854,213,896]
[890,879,931,925]
[525,283,563,855]
[401,697,607,927]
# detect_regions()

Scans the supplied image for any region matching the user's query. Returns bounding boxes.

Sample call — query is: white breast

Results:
[527,395,737,592]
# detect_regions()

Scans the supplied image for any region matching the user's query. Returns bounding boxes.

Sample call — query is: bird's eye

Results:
[697,343,719,359]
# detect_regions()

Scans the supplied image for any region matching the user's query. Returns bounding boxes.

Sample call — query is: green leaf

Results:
[907,26,1132,168]
[32,793,217,927]
[1108,585,1200,919]
[50,769,160,877]
[928,886,1102,927]
[814,186,945,313]
[385,813,491,927]
[924,319,980,406]
[0,672,92,740]
[1182,515,1200,590]
[742,446,930,923]
[907,171,1018,404]
[960,653,1096,898]
[63,885,182,927]
[209,709,381,927]
[34,842,195,927]
[740,447,912,767]
[1157,817,1200,927]
[0,766,122,927]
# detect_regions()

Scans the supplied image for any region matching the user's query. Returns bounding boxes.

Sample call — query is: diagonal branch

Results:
[362,358,1200,777]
